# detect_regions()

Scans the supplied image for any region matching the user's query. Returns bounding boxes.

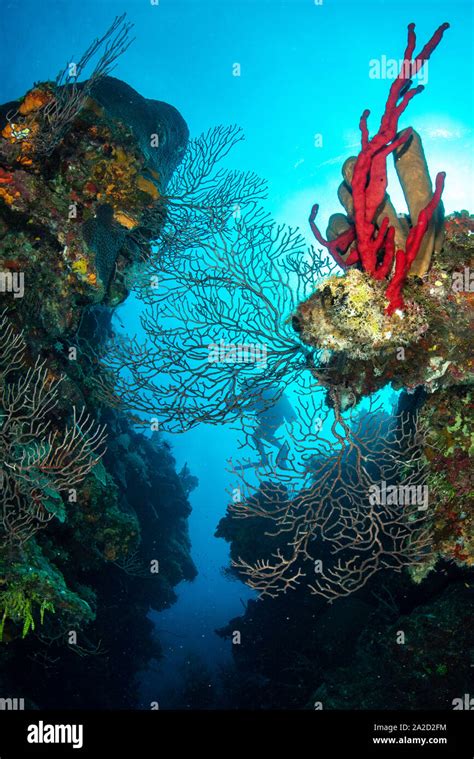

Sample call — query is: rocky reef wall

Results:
[0,76,196,708]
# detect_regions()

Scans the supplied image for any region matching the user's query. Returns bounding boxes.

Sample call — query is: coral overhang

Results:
[309,22,449,314]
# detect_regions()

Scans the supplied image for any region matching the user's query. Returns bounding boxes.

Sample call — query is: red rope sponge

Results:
[310,22,449,314]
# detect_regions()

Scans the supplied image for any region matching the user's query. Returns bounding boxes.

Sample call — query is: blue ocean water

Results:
[2,0,472,710]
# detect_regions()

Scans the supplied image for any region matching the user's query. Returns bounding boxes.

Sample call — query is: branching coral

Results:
[309,22,449,313]
[134,125,268,254]
[0,312,107,546]
[227,389,436,601]
[92,24,470,612]
[105,210,331,430]
[4,14,134,159]
[102,126,337,430]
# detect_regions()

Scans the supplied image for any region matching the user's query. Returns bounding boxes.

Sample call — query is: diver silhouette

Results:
[243,385,297,469]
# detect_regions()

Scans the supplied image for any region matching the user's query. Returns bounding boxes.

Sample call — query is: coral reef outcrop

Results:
[0,70,196,707]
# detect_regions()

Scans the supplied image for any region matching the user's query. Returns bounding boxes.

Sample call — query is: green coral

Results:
[0,583,55,640]
[0,535,96,644]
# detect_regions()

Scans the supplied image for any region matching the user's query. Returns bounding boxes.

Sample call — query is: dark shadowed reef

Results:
[213,382,473,710]
[0,75,196,707]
